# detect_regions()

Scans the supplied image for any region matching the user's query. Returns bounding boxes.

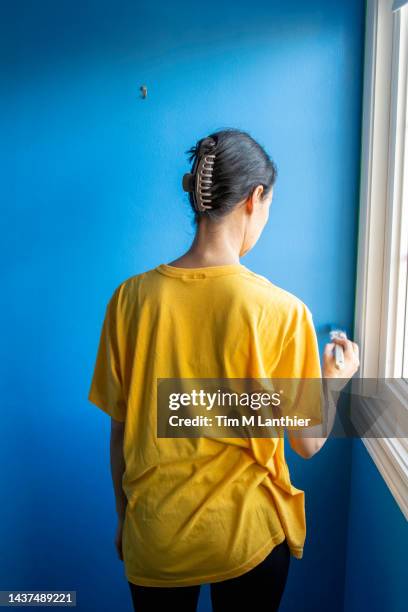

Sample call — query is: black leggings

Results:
[128,538,291,611]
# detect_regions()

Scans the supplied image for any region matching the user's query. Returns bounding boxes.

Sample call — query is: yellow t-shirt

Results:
[88,263,322,587]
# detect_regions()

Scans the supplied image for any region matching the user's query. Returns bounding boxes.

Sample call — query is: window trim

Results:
[354,0,408,519]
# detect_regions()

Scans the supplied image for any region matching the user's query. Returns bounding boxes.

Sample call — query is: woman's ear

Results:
[246,185,264,215]
[245,197,254,215]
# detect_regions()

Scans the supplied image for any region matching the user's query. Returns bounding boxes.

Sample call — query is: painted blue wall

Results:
[344,440,408,612]
[1,1,365,610]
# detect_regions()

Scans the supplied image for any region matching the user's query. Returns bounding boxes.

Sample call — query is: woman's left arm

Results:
[110,417,127,560]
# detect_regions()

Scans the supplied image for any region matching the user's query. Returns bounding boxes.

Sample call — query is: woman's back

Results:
[88,261,322,587]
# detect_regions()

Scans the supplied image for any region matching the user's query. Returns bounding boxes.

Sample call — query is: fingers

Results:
[334,337,360,362]
[352,342,360,367]
[323,336,360,379]
[331,336,359,352]
[324,342,335,356]
[331,336,348,347]
[331,336,355,355]
[327,338,360,368]
[324,339,360,359]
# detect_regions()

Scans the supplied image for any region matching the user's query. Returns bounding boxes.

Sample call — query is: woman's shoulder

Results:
[104,267,159,310]
[240,266,309,315]
[108,264,312,322]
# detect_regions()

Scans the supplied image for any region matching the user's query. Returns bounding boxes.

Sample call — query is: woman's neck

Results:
[169,217,243,268]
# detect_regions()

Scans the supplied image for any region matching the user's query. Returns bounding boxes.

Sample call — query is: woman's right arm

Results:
[287,336,360,459]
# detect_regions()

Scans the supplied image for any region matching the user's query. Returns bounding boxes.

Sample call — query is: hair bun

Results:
[198,137,216,155]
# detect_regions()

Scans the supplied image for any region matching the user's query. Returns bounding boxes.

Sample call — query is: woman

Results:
[88,128,359,611]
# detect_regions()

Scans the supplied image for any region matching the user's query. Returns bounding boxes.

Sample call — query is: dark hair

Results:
[184,128,277,222]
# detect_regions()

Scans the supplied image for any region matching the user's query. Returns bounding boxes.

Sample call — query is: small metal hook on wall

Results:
[140,85,147,99]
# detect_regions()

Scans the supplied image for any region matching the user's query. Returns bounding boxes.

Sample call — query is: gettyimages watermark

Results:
[157,378,408,438]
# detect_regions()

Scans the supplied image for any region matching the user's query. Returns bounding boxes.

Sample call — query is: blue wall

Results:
[1,1,365,610]
[344,440,408,612]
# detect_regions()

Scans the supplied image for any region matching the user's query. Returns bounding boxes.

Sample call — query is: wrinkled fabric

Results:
[88,263,322,587]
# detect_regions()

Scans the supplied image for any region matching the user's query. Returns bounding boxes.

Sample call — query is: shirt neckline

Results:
[155,263,248,278]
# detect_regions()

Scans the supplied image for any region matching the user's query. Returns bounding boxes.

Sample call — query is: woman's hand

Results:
[323,335,360,388]
[288,336,360,460]
[114,518,125,561]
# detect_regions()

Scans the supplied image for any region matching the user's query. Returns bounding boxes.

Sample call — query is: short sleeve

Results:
[274,302,322,378]
[88,287,127,422]
[273,301,323,426]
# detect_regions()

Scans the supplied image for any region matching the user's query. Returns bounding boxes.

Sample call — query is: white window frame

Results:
[355,0,408,519]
